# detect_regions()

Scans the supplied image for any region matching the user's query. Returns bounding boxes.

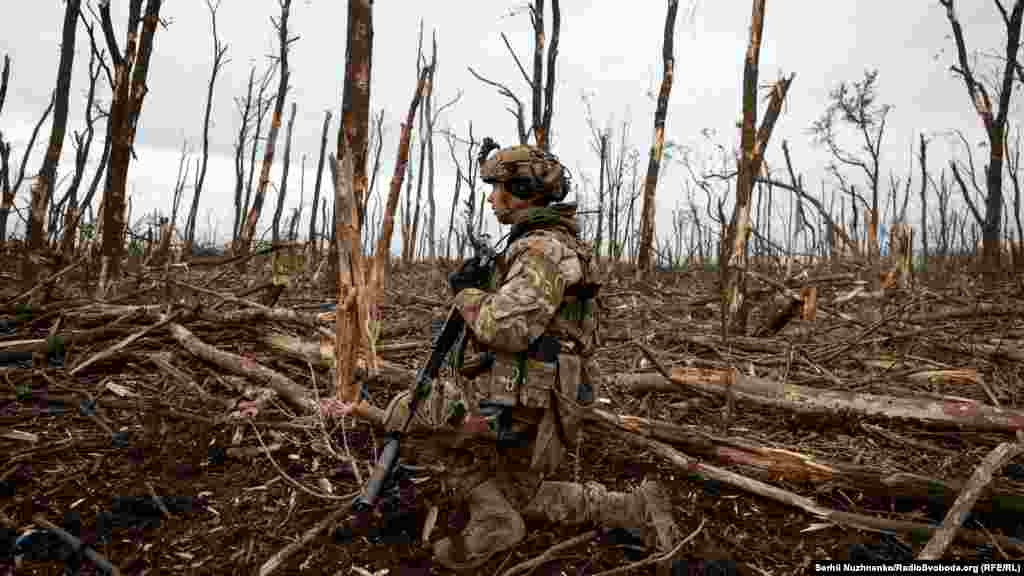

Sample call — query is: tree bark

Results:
[425,32,438,262]
[636,0,678,273]
[28,0,81,283]
[917,441,1024,559]
[616,368,1024,433]
[333,0,374,404]
[272,101,297,244]
[98,0,164,295]
[375,67,430,284]
[721,0,794,334]
[309,110,331,258]
[237,0,292,267]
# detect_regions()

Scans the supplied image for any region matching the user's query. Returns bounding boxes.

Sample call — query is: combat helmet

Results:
[477,138,570,203]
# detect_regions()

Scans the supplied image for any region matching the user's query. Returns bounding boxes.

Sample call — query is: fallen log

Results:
[168,323,315,412]
[613,368,1024,433]
[607,425,1024,555]
[917,441,1024,560]
[262,333,418,388]
[584,409,1024,518]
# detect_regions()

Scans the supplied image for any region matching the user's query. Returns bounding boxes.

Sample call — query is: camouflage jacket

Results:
[453,202,598,357]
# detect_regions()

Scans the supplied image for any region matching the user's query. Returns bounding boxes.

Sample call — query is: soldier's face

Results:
[488,182,530,224]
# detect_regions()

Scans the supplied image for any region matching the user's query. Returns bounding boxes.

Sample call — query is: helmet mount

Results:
[477,137,571,203]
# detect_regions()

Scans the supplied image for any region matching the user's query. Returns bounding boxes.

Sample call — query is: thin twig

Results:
[257,504,349,576]
[69,310,181,375]
[592,516,706,576]
[498,529,601,576]
[145,480,173,518]
[248,419,356,502]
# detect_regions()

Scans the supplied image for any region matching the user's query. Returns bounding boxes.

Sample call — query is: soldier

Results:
[383,139,680,570]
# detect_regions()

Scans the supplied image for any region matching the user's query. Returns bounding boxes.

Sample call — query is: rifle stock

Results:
[353,306,466,511]
[353,229,496,513]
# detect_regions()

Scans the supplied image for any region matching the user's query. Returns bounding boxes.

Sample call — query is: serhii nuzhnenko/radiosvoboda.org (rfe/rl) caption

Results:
[814,561,1024,574]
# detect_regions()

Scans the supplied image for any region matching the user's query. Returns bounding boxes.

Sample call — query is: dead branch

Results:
[237,0,292,267]
[168,321,313,411]
[615,368,1024,433]
[917,441,1024,559]
[69,310,180,375]
[185,0,229,252]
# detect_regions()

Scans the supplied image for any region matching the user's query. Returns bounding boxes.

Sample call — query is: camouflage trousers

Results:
[382,351,589,479]
[381,366,681,554]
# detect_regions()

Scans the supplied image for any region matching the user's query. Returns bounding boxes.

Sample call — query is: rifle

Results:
[352,227,498,514]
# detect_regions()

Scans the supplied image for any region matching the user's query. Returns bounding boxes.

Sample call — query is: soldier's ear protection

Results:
[507,178,544,199]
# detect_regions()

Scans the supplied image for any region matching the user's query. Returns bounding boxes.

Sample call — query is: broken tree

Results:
[636,0,678,274]
[26,0,81,285]
[97,0,164,295]
[720,0,793,334]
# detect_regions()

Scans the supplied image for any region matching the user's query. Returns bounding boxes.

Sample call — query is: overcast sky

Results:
[0,1,1013,258]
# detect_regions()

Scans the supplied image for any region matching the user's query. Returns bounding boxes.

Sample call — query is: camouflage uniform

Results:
[383,143,679,571]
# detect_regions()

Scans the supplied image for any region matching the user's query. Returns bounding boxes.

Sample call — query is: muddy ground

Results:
[1,253,1023,575]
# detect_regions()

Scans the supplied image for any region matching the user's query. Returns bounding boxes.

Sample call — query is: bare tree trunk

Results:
[530,0,560,150]
[363,109,385,251]
[940,0,1024,278]
[401,147,414,262]
[309,110,331,258]
[237,0,292,267]
[240,67,276,249]
[231,68,255,247]
[596,133,607,261]
[2,92,54,246]
[59,42,102,264]
[288,154,304,242]
[332,0,374,405]
[27,0,80,283]
[721,0,794,335]
[636,0,679,273]
[186,0,228,254]
[425,32,438,262]
[98,0,164,295]
[918,133,929,272]
[408,92,426,263]
[272,101,297,244]
[377,67,431,281]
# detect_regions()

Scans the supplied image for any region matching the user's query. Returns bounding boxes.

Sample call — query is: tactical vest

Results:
[476,223,601,475]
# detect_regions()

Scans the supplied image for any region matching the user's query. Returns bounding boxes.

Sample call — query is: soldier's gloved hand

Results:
[448,256,486,295]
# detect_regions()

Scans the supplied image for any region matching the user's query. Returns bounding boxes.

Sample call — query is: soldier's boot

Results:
[521,479,680,552]
[433,479,526,571]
